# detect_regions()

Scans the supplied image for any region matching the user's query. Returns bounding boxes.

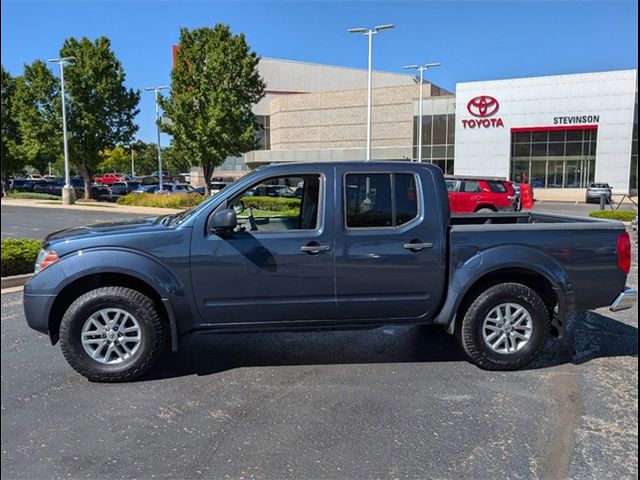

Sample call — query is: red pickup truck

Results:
[445,176,519,213]
[94,173,125,185]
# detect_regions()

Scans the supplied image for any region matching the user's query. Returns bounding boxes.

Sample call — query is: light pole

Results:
[348,24,394,162]
[47,56,75,205]
[130,143,135,177]
[404,63,440,162]
[145,86,169,188]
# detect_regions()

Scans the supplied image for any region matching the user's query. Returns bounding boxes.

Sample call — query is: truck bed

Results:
[450,211,622,228]
[448,211,627,313]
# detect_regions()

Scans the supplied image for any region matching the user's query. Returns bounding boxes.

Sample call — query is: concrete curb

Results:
[1,273,32,289]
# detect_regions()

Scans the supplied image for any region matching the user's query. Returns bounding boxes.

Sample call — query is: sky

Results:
[1,0,638,142]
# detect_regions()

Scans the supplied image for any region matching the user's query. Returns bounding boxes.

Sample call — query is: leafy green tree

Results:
[12,60,62,176]
[1,65,23,189]
[163,142,191,175]
[98,145,130,173]
[161,24,265,195]
[60,36,140,197]
[130,140,160,176]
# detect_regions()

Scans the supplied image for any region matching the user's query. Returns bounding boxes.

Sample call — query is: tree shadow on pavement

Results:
[143,312,637,381]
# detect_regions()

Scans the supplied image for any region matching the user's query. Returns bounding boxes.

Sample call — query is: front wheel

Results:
[59,287,166,382]
[457,283,549,370]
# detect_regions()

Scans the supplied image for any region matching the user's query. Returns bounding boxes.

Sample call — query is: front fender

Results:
[56,247,184,297]
[24,248,186,349]
[433,245,574,332]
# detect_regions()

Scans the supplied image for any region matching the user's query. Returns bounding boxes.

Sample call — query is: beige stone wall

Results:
[268,84,435,151]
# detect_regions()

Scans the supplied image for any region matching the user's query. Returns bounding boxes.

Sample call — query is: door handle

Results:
[300,244,331,254]
[403,242,433,251]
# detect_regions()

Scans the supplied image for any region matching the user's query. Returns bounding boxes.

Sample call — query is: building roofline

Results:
[457,68,638,88]
[260,56,417,79]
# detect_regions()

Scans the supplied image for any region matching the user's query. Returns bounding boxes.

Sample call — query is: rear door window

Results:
[487,181,507,193]
[460,181,480,193]
[345,173,419,228]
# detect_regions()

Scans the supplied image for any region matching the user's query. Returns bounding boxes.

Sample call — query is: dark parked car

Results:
[585,183,613,203]
[23,162,636,382]
[110,181,142,196]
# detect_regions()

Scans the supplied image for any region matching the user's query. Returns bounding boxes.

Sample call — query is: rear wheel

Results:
[475,207,495,213]
[457,282,549,370]
[59,287,165,382]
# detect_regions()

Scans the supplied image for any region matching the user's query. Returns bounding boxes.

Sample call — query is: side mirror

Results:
[233,200,245,215]
[208,209,237,233]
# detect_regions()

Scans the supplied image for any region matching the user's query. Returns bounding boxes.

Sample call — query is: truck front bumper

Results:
[609,289,638,312]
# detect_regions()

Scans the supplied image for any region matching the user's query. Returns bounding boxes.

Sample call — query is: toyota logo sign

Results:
[467,95,499,117]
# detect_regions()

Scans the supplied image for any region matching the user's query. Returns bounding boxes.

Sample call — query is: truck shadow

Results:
[145,311,637,380]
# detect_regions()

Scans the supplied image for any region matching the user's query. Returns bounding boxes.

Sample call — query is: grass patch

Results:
[1,239,41,277]
[6,192,60,200]
[117,193,205,209]
[589,210,637,222]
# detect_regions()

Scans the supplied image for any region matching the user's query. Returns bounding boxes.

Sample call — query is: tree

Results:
[12,60,62,176]
[60,37,140,197]
[163,142,191,174]
[98,145,130,173]
[161,24,265,195]
[1,65,24,188]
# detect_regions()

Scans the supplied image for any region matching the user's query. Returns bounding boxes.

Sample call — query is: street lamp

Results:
[349,24,394,161]
[129,143,135,177]
[47,56,75,205]
[145,86,169,188]
[404,63,440,163]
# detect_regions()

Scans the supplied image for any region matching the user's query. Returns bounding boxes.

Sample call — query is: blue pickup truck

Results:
[23,162,636,382]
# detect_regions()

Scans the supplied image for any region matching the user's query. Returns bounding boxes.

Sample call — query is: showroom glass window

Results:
[413,97,455,174]
[510,128,597,188]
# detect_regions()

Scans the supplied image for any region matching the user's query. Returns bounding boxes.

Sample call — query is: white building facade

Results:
[453,70,638,194]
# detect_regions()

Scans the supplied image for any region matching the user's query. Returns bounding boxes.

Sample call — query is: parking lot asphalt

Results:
[1,214,638,479]
[0,205,144,240]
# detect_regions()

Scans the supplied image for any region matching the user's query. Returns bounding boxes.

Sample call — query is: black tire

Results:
[457,282,549,370]
[59,287,165,382]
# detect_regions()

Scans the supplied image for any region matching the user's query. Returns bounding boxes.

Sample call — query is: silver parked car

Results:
[585,183,612,204]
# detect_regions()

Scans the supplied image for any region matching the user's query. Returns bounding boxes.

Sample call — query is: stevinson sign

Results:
[553,114,600,125]
[461,95,505,129]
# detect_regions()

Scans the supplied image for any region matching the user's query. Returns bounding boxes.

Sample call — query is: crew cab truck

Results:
[23,162,637,382]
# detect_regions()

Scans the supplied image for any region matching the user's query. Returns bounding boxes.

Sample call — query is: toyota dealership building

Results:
[210,59,638,197]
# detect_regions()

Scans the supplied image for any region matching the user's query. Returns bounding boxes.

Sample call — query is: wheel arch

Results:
[474,205,497,212]
[434,247,572,338]
[454,267,561,333]
[48,272,178,351]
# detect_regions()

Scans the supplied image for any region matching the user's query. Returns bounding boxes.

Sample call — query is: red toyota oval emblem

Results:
[467,95,499,117]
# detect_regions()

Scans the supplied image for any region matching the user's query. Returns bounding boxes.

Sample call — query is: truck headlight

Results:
[34,249,59,273]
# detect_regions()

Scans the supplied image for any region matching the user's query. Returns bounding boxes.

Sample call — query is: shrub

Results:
[241,196,301,212]
[7,192,60,200]
[1,239,41,277]
[589,210,637,222]
[117,193,205,209]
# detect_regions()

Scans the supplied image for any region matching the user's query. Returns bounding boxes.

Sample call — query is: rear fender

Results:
[434,245,573,333]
